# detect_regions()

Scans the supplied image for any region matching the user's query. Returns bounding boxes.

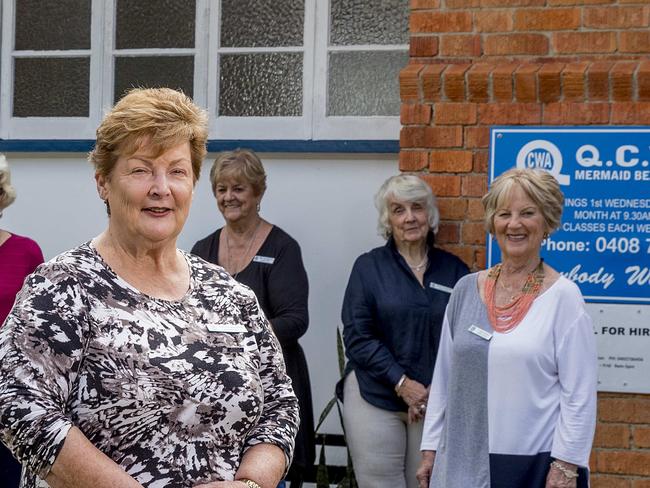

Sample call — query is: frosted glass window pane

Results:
[114,56,194,103]
[220,0,304,48]
[15,0,90,50]
[219,53,302,117]
[328,51,407,116]
[13,57,89,117]
[116,0,195,49]
[330,0,409,46]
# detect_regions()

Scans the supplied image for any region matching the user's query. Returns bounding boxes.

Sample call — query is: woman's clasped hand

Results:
[396,377,429,423]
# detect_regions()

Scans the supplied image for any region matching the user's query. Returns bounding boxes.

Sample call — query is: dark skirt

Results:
[0,443,21,488]
[490,452,589,488]
[281,341,315,481]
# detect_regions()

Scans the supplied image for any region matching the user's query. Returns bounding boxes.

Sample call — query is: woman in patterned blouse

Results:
[0,88,299,488]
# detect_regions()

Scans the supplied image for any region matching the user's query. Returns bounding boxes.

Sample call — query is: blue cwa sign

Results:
[489,127,650,304]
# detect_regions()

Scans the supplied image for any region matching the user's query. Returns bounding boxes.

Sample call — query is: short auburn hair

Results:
[88,87,208,182]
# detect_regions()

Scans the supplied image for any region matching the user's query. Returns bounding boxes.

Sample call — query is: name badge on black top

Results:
[253,255,275,264]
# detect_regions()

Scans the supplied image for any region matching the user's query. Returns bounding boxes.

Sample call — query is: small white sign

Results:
[588,303,650,394]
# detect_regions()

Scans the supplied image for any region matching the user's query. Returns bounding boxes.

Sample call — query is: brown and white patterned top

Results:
[0,242,299,488]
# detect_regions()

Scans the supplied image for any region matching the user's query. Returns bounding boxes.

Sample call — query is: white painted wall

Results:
[2,152,397,438]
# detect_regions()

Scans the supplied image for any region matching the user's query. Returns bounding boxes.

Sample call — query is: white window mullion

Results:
[110,48,196,56]
[12,50,91,57]
[0,0,16,139]
[89,0,106,131]
[328,44,408,52]
[218,46,304,54]
[311,0,330,141]
[192,0,210,108]
[206,1,220,137]
[101,0,116,115]
[302,0,316,140]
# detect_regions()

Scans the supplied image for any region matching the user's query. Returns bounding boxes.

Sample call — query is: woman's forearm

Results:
[269,314,308,344]
[235,443,286,488]
[45,426,143,488]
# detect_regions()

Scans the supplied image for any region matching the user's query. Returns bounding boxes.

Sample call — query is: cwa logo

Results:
[516,139,571,185]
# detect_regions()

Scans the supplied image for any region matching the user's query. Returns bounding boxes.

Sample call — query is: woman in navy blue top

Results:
[340,174,468,488]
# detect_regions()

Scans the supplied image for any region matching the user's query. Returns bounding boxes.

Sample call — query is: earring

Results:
[543,232,549,239]
[256,203,261,212]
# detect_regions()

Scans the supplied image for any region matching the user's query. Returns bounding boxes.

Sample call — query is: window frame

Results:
[312,0,405,140]
[0,0,106,139]
[0,0,405,143]
[103,0,206,109]
[208,0,315,140]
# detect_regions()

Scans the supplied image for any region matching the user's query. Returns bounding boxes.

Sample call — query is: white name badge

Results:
[468,324,493,341]
[207,322,247,333]
[253,255,275,264]
[429,282,453,294]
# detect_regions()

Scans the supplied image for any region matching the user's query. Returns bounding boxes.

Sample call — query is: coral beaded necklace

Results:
[485,259,544,333]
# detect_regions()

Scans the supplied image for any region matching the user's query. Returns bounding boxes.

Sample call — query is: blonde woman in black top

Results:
[192,149,314,486]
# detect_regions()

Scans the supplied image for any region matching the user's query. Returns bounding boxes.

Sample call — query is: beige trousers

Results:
[342,371,423,488]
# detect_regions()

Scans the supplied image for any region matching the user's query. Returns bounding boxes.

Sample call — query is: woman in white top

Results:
[416,168,597,488]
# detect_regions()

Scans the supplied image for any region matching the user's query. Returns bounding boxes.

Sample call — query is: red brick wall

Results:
[400,1,650,484]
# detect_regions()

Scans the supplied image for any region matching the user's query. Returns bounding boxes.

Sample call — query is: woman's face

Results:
[214,177,261,225]
[387,197,429,246]
[493,184,547,262]
[96,141,194,248]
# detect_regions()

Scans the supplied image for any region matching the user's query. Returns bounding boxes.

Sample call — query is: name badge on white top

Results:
[253,255,275,264]
[429,282,453,294]
[468,324,492,341]
[207,322,247,333]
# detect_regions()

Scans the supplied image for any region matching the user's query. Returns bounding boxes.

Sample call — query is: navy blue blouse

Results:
[341,234,469,412]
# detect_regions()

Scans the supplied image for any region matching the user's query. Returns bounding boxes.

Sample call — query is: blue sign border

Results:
[489,126,650,305]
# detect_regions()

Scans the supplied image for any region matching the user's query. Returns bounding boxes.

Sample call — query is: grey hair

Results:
[374,174,440,240]
[0,154,17,213]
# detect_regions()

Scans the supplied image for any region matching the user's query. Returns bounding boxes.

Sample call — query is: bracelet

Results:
[551,461,579,480]
[239,479,262,488]
[395,374,407,393]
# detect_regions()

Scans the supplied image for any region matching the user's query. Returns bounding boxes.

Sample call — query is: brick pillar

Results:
[400,1,650,484]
